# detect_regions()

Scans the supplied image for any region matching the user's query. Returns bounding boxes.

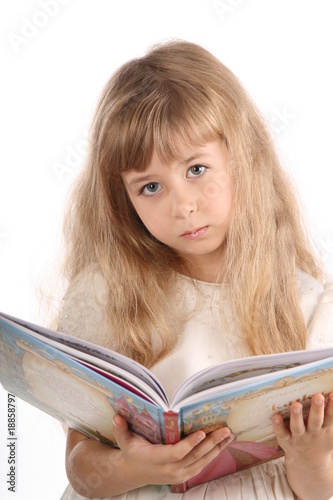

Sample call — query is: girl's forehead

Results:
[145,132,221,169]
[153,134,199,161]
[154,137,218,162]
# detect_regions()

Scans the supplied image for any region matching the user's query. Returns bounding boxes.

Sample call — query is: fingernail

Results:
[221,432,232,442]
[197,432,205,443]
[225,434,233,443]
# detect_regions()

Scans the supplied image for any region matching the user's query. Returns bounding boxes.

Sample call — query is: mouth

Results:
[181,226,208,240]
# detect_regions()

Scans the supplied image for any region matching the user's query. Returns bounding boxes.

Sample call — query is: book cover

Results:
[1,312,333,492]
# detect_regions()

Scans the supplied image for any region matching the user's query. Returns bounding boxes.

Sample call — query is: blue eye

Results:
[141,182,161,196]
[187,165,206,177]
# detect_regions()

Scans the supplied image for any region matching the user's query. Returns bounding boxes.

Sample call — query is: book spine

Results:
[163,411,188,493]
[171,482,188,494]
[163,411,180,444]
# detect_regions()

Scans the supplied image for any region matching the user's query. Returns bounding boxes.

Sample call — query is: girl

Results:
[59,40,333,499]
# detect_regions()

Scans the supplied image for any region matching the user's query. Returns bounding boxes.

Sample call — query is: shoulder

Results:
[297,270,333,348]
[57,265,113,347]
[61,266,108,310]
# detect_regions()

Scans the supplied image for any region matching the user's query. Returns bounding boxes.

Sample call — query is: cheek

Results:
[199,172,232,208]
[131,196,169,229]
[202,184,233,217]
[135,207,163,235]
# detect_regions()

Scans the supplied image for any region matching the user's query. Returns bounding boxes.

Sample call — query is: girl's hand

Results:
[272,392,333,500]
[113,414,233,487]
[65,418,233,498]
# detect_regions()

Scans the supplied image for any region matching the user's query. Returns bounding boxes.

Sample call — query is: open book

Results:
[1,311,333,493]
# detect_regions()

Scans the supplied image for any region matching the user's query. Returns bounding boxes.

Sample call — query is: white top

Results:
[60,270,333,500]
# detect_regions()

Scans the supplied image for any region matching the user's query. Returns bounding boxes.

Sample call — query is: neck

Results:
[179,251,227,284]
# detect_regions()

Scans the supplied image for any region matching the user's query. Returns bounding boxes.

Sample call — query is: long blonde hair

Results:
[62,40,321,367]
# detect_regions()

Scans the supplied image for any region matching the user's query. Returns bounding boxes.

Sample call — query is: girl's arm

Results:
[66,415,233,498]
[273,392,333,500]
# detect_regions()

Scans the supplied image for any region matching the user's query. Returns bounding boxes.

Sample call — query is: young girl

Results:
[59,40,333,499]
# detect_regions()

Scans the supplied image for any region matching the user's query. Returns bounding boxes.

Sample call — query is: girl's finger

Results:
[181,428,232,467]
[167,427,231,465]
[323,393,333,428]
[272,414,290,442]
[288,402,306,436]
[112,414,137,449]
[306,394,325,433]
[181,435,234,479]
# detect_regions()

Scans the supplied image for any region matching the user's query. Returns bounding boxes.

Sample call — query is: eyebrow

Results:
[127,174,155,188]
[183,153,202,164]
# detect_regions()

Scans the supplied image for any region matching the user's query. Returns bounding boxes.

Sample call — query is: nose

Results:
[171,185,198,218]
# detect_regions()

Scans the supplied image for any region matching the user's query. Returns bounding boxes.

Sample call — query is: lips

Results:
[181,226,208,240]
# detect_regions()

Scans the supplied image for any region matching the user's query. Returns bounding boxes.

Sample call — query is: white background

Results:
[0,0,332,498]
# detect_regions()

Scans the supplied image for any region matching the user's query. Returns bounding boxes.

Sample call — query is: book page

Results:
[0,312,167,403]
[171,347,333,406]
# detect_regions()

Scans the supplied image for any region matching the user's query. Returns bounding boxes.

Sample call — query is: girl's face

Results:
[122,139,234,281]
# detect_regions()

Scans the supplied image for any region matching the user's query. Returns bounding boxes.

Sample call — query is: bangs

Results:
[107,75,224,176]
